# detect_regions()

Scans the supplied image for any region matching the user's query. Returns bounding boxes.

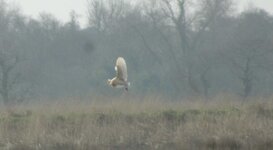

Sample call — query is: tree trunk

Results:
[2,69,9,106]
[242,58,252,98]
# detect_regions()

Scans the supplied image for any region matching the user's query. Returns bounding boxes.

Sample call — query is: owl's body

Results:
[108,57,130,91]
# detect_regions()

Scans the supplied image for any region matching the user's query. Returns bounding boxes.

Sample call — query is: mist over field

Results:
[0,0,273,149]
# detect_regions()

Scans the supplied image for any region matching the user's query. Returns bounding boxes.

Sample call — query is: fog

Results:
[0,0,273,104]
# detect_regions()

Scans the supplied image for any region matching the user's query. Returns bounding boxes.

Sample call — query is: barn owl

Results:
[107,57,130,91]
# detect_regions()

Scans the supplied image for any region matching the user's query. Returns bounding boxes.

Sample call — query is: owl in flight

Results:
[107,57,130,91]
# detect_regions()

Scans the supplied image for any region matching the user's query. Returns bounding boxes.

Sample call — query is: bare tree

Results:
[66,10,80,31]
[87,0,128,32]
[0,52,19,105]
[225,9,273,98]
[194,0,234,97]
[87,0,105,31]
[0,2,30,106]
[145,0,234,95]
[0,31,26,106]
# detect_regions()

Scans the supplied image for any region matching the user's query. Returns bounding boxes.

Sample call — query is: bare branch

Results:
[161,0,178,24]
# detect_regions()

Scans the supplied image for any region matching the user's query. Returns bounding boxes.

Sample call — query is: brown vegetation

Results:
[0,96,272,150]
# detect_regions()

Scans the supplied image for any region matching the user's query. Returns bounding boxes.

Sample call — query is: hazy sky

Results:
[7,0,273,27]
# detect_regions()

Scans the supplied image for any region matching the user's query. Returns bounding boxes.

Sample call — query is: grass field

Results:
[0,95,272,150]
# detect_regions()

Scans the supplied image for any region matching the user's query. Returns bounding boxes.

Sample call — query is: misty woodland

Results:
[0,0,273,102]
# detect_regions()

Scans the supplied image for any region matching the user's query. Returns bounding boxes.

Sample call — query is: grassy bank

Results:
[0,97,272,150]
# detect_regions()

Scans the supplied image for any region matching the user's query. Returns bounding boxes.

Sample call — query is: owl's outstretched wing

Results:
[115,57,128,81]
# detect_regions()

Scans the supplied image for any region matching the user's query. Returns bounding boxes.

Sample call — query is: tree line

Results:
[0,0,273,105]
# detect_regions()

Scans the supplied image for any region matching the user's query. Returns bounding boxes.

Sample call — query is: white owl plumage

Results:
[107,57,130,91]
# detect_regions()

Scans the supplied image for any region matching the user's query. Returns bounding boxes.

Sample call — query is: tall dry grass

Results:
[0,95,272,150]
